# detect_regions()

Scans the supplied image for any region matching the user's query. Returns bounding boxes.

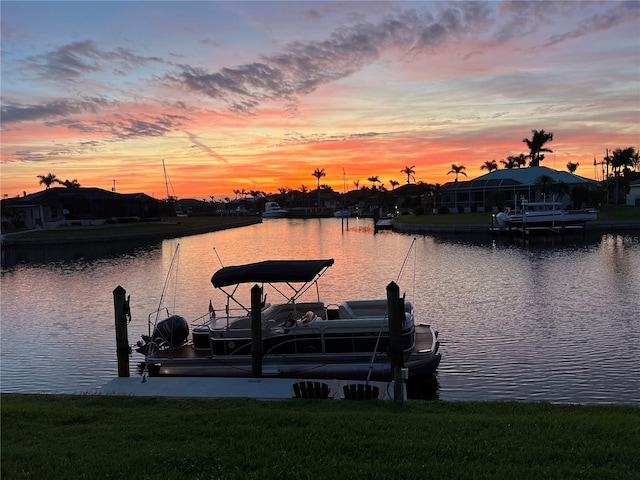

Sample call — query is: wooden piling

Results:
[113,285,130,377]
[251,284,264,377]
[386,281,404,404]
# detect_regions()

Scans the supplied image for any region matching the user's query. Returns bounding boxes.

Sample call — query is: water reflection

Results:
[1,219,638,404]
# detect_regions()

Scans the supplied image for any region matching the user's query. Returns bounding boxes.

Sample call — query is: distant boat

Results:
[334,208,350,218]
[375,216,394,230]
[494,201,598,228]
[262,201,288,218]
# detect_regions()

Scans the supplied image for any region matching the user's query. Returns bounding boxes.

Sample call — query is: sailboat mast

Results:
[162,159,170,199]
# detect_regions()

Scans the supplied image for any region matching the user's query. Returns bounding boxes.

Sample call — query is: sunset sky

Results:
[2,1,639,200]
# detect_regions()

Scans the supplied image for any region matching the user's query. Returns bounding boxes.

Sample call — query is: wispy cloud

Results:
[23,40,165,80]
[1,97,114,124]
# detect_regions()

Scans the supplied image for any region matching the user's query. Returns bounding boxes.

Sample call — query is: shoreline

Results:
[0,217,261,246]
[394,220,640,234]
[1,217,638,247]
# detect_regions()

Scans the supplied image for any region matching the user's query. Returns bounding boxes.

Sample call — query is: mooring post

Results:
[386,281,404,404]
[113,285,130,377]
[251,284,264,378]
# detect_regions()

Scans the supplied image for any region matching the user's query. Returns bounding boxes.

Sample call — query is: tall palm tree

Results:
[481,160,498,172]
[523,129,554,167]
[312,168,326,208]
[37,173,59,189]
[401,165,415,184]
[447,164,467,182]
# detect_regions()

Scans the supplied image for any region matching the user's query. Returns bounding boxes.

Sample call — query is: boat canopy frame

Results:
[211,259,335,316]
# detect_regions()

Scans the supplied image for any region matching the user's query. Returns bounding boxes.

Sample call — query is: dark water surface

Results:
[2,218,639,403]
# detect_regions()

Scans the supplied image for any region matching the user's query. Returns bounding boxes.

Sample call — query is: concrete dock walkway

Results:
[100,377,398,400]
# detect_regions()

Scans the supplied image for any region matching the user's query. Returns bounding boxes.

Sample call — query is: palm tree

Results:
[401,165,415,184]
[566,162,579,173]
[37,173,59,189]
[312,168,326,208]
[481,160,498,172]
[500,157,516,169]
[523,129,554,167]
[353,180,360,190]
[447,164,467,182]
[533,174,556,202]
[389,179,399,190]
[300,184,308,194]
[367,176,380,189]
[610,147,639,205]
[60,179,81,188]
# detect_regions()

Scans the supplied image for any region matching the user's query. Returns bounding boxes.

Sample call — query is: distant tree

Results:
[300,184,308,193]
[500,157,516,169]
[609,147,639,205]
[233,189,240,200]
[515,154,528,168]
[447,164,467,182]
[401,165,415,184]
[37,173,59,189]
[533,174,556,201]
[367,176,380,189]
[553,181,571,203]
[566,162,579,173]
[60,179,81,188]
[353,180,360,190]
[523,129,554,167]
[389,179,399,190]
[312,168,326,207]
[481,160,498,172]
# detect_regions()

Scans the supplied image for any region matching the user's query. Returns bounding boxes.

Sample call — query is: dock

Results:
[99,376,402,400]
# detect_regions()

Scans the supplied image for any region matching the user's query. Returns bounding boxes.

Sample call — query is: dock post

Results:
[251,284,264,377]
[113,285,130,377]
[386,282,404,404]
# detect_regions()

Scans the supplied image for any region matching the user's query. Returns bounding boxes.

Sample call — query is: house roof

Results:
[14,187,158,204]
[444,166,598,191]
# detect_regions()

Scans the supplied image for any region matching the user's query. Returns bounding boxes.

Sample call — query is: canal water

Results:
[1,218,639,404]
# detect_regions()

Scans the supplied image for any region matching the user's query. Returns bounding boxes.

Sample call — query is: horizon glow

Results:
[1,1,639,200]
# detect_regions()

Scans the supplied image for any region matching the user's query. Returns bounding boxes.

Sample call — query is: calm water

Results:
[1,218,639,404]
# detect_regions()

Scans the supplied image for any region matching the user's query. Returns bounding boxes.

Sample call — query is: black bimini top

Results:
[211,259,335,288]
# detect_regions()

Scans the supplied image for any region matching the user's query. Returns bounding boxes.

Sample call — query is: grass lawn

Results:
[2,215,260,243]
[2,395,638,480]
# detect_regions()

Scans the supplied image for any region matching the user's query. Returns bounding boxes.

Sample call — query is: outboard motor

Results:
[136,315,189,354]
[495,212,509,226]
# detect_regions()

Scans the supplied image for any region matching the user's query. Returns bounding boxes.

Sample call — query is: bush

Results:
[414,206,424,215]
[438,205,449,214]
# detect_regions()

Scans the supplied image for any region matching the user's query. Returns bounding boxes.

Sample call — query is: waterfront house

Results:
[440,166,600,213]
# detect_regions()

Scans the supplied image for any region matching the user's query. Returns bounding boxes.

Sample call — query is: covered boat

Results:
[494,201,597,228]
[262,201,289,218]
[136,259,440,381]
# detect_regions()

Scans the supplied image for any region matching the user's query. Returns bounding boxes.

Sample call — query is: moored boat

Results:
[262,201,289,218]
[494,201,597,228]
[136,259,441,381]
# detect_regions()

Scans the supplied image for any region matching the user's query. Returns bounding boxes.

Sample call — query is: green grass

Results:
[2,395,638,480]
[2,216,260,242]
